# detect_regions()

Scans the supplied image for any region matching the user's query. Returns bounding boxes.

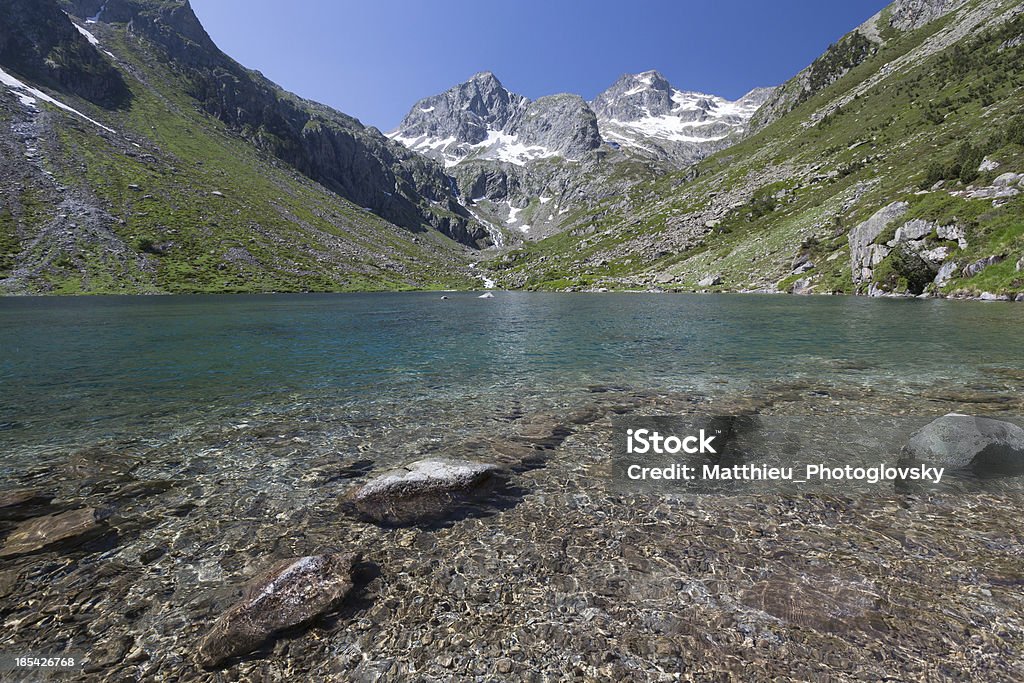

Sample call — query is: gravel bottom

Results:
[2,376,1023,681]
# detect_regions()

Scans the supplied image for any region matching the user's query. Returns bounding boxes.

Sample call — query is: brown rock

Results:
[0,488,54,520]
[197,552,359,668]
[0,507,107,557]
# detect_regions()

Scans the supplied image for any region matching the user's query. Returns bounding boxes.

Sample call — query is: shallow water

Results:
[1,293,1022,680]
[2,292,1022,453]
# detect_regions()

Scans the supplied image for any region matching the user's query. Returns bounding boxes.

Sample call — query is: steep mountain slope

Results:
[0,0,487,295]
[487,0,1024,300]
[389,71,770,242]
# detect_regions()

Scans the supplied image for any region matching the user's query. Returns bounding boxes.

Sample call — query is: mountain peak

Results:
[590,71,770,165]
[470,70,499,83]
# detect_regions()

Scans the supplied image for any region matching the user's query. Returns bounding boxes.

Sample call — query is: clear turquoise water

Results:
[1,292,1022,461]
[1,293,1022,678]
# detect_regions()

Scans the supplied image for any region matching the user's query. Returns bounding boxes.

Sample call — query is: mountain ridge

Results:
[486,0,1024,301]
[2,0,1021,299]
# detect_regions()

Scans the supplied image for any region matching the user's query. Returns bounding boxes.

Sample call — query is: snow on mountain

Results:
[592,70,774,164]
[388,72,600,168]
[390,70,773,169]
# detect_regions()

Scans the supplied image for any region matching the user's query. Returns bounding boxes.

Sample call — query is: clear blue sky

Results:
[189,0,891,132]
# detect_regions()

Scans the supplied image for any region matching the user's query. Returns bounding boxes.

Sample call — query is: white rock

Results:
[352,459,501,501]
[993,172,1022,187]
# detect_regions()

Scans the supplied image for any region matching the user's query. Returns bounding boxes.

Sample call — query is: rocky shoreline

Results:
[1,379,1024,680]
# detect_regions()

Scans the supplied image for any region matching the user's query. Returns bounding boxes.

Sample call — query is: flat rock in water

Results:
[197,553,359,668]
[0,488,54,520]
[347,458,503,526]
[902,413,1024,475]
[0,507,107,557]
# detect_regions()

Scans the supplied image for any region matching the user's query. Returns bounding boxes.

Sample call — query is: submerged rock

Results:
[0,507,108,557]
[902,414,1024,476]
[197,553,359,668]
[346,458,503,526]
[478,292,495,299]
[0,488,54,520]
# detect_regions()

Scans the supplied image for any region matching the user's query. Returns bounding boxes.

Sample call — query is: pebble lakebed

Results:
[1,368,1023,681]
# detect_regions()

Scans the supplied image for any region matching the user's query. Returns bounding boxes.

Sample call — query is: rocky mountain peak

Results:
[389,73,602,168]
[590,71,772,165]
[591,70,676,120]
[391,71,527,151]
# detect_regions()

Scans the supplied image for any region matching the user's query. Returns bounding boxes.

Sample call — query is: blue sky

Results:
[190,0,891,132]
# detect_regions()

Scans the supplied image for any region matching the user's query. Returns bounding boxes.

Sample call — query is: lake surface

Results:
[2,292,1022,456]
[1,293,1023,680]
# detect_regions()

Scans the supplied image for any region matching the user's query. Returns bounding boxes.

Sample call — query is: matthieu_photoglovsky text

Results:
[624,428,946,484]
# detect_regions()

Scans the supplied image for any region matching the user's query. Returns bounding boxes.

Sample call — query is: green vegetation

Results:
[0,206,19,276]
[3,24,477,295]
[487,2,1024,298]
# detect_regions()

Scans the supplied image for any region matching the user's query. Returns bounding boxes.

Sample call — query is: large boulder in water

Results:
[345,458,503,526]
[197,553,359,668]
[901,414,1024,476]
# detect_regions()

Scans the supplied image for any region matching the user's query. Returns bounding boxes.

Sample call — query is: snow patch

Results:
[73,22,100,46]
[0,66,115,133]
[472,129,560,165]
[507,203,522,224]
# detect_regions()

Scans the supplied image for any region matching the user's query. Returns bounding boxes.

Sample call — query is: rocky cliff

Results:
[0,0,481,294]
[48,0,486,247]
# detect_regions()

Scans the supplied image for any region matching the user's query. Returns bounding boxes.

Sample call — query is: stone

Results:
[849,202,908,284]
[992,172,1022,187]
[792,260,815,275]
[698,274,722,287]
[933,260,958,287]
[889,0,963,31]
[345,458,503,526]
[0,508,108,558]
[892,218,933,243]
[936,223,967,248]
[653,272,675,285]
[978,158,1000,172]
[962,255,1005,278]
[789,278,815,295]
[978,292,1010,301]
[902,414,1024,475]
[1016,256,1023,272]
[197,553,359,668]
[478,292,494,299]
[0,488,53,520]
[919,246,949,263]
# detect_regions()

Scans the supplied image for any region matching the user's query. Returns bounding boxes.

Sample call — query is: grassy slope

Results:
[1,21,477,294]
[490,0,1024,297]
